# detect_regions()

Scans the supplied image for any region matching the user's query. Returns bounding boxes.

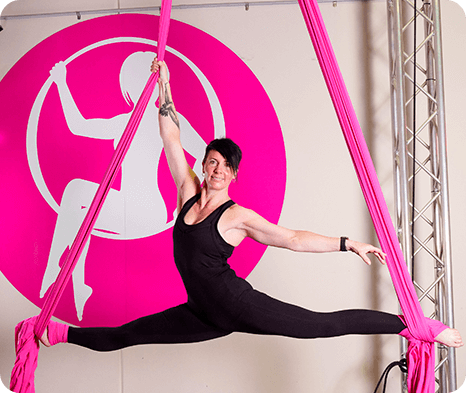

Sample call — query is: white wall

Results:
[0,0,465,392]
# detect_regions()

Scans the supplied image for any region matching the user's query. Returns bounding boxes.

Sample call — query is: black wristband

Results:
[340,237,348,252]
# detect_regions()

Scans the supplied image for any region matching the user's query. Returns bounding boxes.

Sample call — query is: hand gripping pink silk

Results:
[297,0,441,391]
[10,2,172,392]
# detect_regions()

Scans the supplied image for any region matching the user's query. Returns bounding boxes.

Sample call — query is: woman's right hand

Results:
[151,57,169,84]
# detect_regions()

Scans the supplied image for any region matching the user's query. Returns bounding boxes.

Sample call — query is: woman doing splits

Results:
[40,59,463,353]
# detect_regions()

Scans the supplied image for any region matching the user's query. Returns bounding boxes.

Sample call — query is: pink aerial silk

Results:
[9,1,172,392]
[297,0,438,391]
[10,0,442,392]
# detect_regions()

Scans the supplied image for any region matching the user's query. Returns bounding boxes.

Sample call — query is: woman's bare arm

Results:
[151,58,200,209]
[227,206,386,265]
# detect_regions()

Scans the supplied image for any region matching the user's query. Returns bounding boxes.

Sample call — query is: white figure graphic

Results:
[39,51,206,320]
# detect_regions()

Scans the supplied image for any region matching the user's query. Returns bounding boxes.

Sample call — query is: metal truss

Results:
[386,0,457,390]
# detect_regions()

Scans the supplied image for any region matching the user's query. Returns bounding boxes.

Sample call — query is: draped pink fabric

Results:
[10,0,443,392]
[297,0,437,391]
[10,2,172,392]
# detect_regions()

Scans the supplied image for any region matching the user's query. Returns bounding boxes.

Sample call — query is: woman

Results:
[40,58,462,351]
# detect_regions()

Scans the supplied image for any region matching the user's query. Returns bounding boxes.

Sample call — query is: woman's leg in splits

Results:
[230,288,462,347]
[233,289,406,338]
[66,304,231,351]
[64,291,404,351]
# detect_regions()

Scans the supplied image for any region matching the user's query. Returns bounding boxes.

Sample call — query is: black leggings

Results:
[68,289,405,352]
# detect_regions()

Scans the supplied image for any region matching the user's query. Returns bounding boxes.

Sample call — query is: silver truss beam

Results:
[386,0,457,391]
[0,0,380,23]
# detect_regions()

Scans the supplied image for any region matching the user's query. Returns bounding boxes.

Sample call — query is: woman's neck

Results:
[198,187,230,209]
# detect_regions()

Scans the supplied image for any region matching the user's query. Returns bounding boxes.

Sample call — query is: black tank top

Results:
[173,193,252,320]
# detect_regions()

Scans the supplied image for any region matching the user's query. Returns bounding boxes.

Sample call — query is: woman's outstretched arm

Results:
[225,205,386,265]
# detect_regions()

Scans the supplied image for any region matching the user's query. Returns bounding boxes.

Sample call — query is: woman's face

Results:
[202,150,236,191]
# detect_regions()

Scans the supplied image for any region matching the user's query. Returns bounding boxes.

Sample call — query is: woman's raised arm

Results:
[151,58,200,209]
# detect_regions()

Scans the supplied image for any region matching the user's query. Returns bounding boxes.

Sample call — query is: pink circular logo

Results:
[0,14,286,327]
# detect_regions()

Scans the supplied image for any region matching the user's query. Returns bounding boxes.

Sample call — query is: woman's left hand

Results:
[346,239,386,265]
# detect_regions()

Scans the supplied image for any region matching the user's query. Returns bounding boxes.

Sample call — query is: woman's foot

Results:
[398,315,463,348]
[38,321,68,347]
[39,327,51,347]
[435,328,464,348]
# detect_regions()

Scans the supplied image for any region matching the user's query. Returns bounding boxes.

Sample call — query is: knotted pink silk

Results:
[10,1,172,392]
[297,0,438,391]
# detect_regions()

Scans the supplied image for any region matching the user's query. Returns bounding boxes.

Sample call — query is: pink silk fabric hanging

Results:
[10,1,443,392]
[297,0,437,391]
[10,1,172,392]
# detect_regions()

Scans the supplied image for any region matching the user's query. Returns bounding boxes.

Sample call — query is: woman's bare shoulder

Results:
[225,203,260,226]
[219,203,259,246]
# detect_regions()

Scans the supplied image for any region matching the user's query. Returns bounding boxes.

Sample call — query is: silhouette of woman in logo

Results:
[40,52,206,320]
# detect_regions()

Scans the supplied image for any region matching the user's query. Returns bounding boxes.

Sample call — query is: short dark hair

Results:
[203,138,242,174]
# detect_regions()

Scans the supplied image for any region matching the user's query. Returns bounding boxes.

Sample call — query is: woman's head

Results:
[203,138,242,176]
